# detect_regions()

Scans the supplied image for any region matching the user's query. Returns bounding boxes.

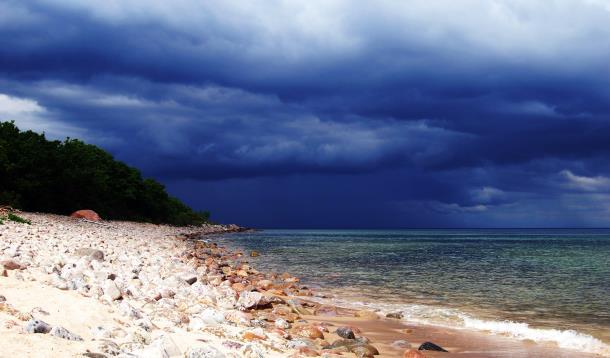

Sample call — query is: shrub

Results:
[0,121,211,226]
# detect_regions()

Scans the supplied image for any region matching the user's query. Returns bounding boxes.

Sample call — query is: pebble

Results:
[336,326,356,339]
[185,345,226,358]
[25,319,52,334]
[418,341,448,352]
[49,326,84,341]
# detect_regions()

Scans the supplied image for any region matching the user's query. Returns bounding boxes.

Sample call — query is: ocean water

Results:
[213,229,610,355]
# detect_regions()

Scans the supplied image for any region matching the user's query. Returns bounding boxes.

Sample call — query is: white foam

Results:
[311,296,610,356]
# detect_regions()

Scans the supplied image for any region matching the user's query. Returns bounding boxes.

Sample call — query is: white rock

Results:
[103,279,122,300]
[236,291,263,310]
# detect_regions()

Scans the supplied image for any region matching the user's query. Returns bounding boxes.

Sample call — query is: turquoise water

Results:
[214,229,610,355]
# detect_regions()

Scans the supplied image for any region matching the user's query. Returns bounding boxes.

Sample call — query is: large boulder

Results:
[70,209,101,221]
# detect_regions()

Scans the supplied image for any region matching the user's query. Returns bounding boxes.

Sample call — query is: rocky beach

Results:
[0,212,604,358]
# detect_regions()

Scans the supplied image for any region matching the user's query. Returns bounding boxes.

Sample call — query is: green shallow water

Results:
[211,229,610,354]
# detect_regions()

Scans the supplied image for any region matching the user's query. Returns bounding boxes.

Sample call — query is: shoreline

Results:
[0,212,605,357]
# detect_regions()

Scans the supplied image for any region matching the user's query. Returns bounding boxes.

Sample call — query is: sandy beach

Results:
[0,212,603,357]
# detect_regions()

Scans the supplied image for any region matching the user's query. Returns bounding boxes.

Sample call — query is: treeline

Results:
[0,121,210,226]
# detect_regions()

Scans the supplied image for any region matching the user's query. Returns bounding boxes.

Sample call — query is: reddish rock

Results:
[403,349,426,358]
[0,260,24,270]
[296,326,324,340]
[298,347,320,356]
[242,332,265,341]
[70,209,101,221]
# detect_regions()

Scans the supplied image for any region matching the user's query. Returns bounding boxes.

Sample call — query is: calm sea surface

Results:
[212,229,610,355]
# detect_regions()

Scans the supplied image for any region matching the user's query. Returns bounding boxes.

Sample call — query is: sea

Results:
[212,229,610,356]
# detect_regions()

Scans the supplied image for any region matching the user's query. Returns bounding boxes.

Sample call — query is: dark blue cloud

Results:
[2,0,610,227]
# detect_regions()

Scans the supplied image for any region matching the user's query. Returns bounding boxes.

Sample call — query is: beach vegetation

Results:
[7,213,31,224]
[0,121,211,226]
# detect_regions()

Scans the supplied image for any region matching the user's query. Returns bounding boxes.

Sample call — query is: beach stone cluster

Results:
[0,212,427,357]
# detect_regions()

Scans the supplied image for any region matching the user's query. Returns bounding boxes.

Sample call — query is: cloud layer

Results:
[2,0,610,227]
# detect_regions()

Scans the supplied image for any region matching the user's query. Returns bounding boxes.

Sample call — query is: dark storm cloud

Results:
[2,0,610,226]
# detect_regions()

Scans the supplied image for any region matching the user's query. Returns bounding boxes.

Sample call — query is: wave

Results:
[312,296,610,356]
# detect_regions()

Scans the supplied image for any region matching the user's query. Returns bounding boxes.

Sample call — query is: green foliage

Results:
[0,121,210,226]
[7,213,31,224]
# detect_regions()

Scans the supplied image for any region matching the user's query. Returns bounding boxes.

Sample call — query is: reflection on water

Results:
[211,229,610,354]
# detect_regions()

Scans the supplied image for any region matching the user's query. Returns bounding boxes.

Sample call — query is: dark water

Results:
[213,229,610,355]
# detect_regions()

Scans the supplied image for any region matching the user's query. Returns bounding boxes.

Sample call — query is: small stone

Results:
[418,342,448,352]
[274,318,291,329]
[256,280,273,290]
[0,295,6,302]
[297,326,324,340]
[25,319,52,333]
[250,251,259,257]
[386,312,404,319]
[336,326,356,339]
[0,260,23,270]
[237,291,264,310]
[95,339,121,356]
[314,305,338,317]
[103,279,121,300]
[50,326,83,341]
[242,332,265,341]
[354,310,379,320]
[185,345,226,358]
[298,347,320,356]
[74,248,105,261]
[391,340,411,349]
[404,349,426,358]
[350,344,379,357]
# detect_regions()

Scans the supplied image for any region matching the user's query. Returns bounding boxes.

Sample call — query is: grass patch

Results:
[7,213,31,224]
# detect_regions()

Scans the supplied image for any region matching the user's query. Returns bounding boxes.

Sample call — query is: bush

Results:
[7,213,31,224]
[0,121,210,226]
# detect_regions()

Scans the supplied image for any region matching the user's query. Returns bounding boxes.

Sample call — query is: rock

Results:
[274,318,291,329]
[354,310,379,320]
[296,326,324,340]
[391,340,411,349]
[404,349,427,358]
[0,260,24,270]
[237,291,264,310]
[185,345,226,358]
[25,319,52,333]
[249,251,259,257]
[103,279,122,300]
[198,308,226,325]
[74,248,105,261]
[94,339,121,356]
[151,335,181,357]
[119,301,143,319]
[298,347,320,356]
[256,279,273,290]
[49,326,83,341]
[91,326,112,339]
[350,344,379,357]
[0,295,6,302]
[386,312,404,319]
[286,338,317,350]
[222,341,243,350]
[336,326,356,339]
[242,331,265,341]
[323,339,355,350]
[287,299,312,315]
[314,305,338,317]
[418,342,448,352]
[70,209,102,221]
[183,275,197,285]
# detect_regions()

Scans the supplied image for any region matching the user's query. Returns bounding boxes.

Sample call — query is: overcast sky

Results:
[2,0,610,227]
